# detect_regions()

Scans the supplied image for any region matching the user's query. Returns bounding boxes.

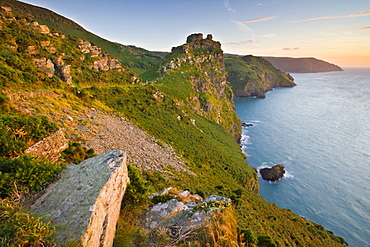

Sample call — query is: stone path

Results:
[76,109,194,175]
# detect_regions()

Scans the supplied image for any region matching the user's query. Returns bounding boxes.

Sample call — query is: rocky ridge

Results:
[159,33,241,140]
[0,6,138,87]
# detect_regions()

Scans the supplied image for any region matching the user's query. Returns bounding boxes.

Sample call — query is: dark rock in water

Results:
[242,122,253,127]
[260,164,285,182]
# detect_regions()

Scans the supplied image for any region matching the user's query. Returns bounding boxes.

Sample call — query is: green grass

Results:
[0,198,56,246]
[86,84,256,190]
[225,55,295,98]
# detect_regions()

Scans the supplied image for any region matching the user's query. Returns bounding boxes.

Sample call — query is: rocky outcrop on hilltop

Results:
[260,164,285,182]
[31,150,129,246]
[159,33,241,140]
[78,40,124,71]
[263,57,343,73]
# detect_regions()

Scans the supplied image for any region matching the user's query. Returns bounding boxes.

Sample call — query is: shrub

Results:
[122,164,152,206]
[257,235,277,247]
[0,198,56,246]
[0,115,58,157]
[0,92,8,104]
[239,228,258,246]
[0,155,62,198]
[60,142,95,164]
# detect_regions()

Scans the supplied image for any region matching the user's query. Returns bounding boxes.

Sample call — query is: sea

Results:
[234,68,370,247]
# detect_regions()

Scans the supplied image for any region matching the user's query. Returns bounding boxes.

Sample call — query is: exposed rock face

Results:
[160,33,241,141]
[30,150,129,246]
[260,164,285,182]
[25,129,68,162]
[143,187,231,244]
[263,57,343,73]
[32,57,55,77]
[78,40,123,71]
[92,54,123,71]
[28,21,50,34]
[186,33,204,43]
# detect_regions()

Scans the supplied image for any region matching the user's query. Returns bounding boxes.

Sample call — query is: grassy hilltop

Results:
[0,0,347,246]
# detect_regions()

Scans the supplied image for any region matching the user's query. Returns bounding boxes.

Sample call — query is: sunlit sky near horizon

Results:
[22,0,370,67]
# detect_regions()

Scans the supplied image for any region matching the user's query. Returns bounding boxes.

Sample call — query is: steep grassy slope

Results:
[0,2,347,246]
[225,55,296,98]
[0,0,163,75]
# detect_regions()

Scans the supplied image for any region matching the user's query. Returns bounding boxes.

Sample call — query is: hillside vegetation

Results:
[0,1,347,246]
[225,54,296,98]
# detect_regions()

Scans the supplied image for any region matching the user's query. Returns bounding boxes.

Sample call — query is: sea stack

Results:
[260,164,285,182]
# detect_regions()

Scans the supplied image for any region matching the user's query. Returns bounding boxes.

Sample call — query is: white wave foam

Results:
[240,134,251,146]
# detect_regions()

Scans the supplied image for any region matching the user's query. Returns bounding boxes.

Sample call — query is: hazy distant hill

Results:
[263,57,343,73]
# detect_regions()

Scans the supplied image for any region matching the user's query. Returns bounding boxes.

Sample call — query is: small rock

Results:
[260,164,285,182]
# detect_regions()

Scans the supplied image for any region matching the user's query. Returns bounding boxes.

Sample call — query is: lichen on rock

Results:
[30,150,129,246]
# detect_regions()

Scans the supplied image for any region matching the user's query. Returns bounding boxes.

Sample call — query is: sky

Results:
[21,0,370,67]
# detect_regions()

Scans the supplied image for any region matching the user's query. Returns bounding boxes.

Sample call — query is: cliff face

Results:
[225,55,296,98]
[263,57,343,73]
[159,33,241,141]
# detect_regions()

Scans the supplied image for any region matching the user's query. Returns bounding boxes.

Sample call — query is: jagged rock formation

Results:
[263,57,343,73]
[260,164,285,182]
[31,150,129,246]
[143,187,231,245]
[77,40,124,71]
[159,33,241,140]
[25,128,68,162]
[225,55,296,98]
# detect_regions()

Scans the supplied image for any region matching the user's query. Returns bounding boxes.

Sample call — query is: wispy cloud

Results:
[288,10,370,23]
[283,47,300,50]
[243,16,277,23]
[256,33,275,37]
[231,20,253,32]
[241,40,256,44]
[224,0,236,12]
[353,26,370,30]
[226,40,258,45]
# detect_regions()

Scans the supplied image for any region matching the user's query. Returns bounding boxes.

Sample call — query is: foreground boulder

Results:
[30,150,129,247]
[260,164,285,182]
[143,187,231,244]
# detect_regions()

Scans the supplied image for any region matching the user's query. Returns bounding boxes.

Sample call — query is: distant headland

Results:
[262,57,343,73]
